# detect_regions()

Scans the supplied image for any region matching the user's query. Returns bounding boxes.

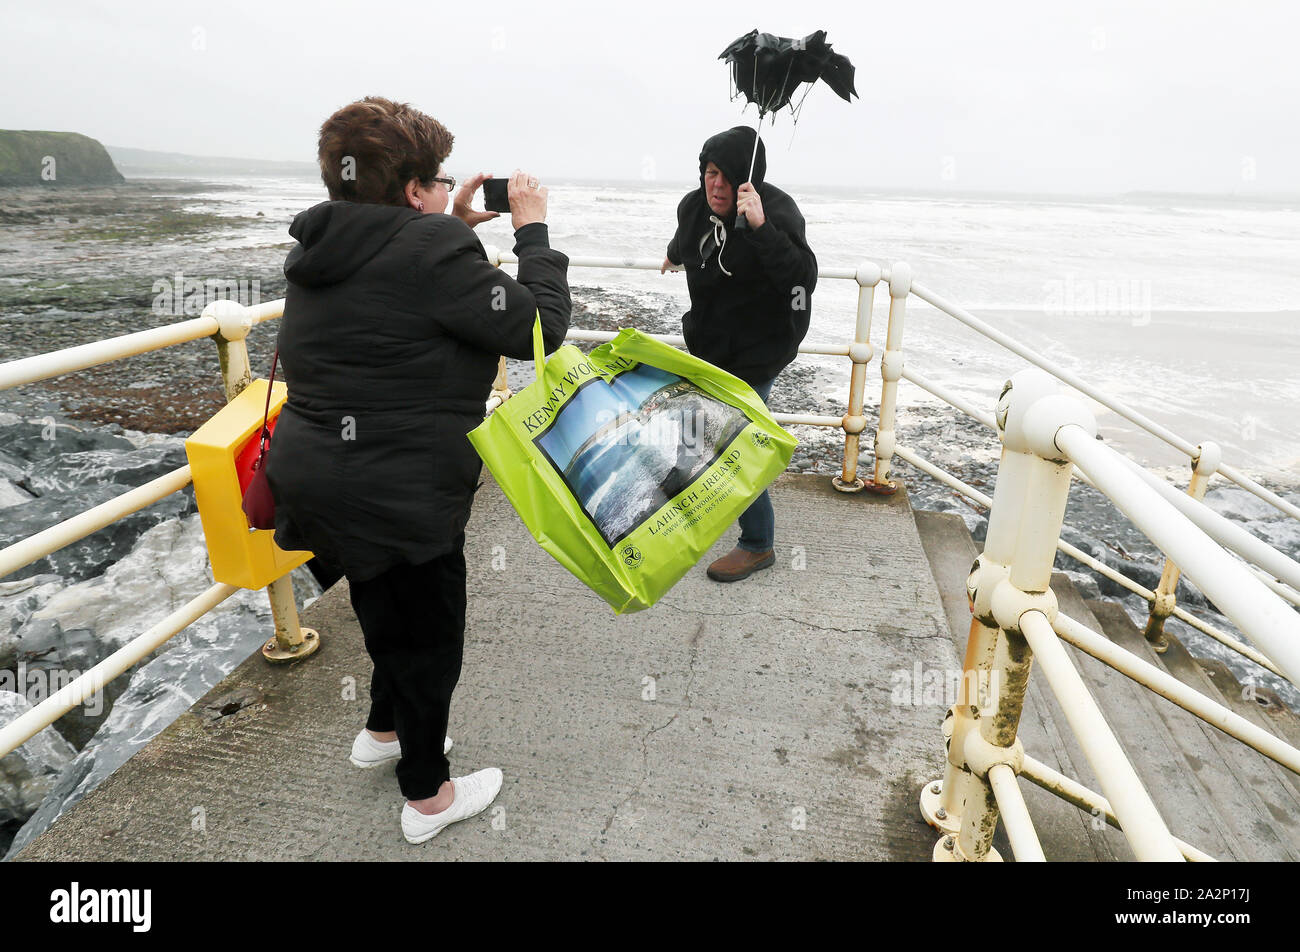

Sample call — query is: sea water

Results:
[175,172,1300,482]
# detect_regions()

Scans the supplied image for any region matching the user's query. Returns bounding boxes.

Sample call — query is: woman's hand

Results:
[660,257,681,274]
[452,172,500,229]
[737,182,766,229]
[509,169,548,231]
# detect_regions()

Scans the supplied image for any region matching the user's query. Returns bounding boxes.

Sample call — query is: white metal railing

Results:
[0,467,194,580]
[890,440,1285,677]
[1019,609,1184,861]
[2,252,1297,869]
[1017,753,1213,862]
[0,582,239,757]
[926,367,1300,863]
[1056,423,1300,683]
[1051,610,1300,773]
[0,300,312,760]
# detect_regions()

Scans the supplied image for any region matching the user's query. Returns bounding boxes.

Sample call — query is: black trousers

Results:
[347,534,466,801]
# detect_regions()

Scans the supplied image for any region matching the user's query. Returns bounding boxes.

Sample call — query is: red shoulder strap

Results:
[255,349,279,466]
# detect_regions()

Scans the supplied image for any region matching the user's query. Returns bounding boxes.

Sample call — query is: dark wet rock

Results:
[21,444,187,496]
[0,418,135,461]
[1204,487,1287,523]
[4,660,132,753]
[0,450,26,481]
[1,659,132,753]
[0,479,34,508]
[1,745,92,860]
[1062,570,1103,601]
[0,574,61,662]
[0,483,195,582]
[2,570,300,860]
[0,691,76,853]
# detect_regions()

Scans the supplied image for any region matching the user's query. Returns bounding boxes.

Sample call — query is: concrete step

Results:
[1118,606,1300,753]
[1197,657,1300,753]
[1089,600,1300,810]
[914,508,1300,861]
[1039,575,1276,859]
[1091,602,1300,753]
[913,510,1128,861]
[1079,598,1300,860]
[1046,578,1264,859]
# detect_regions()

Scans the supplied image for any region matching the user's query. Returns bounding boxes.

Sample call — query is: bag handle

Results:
[532,311,546,378]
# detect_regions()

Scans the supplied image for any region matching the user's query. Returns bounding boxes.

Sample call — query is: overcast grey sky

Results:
[4,0,1298,194]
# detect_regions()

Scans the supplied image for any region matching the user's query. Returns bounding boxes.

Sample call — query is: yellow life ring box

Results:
[185,379,312,589]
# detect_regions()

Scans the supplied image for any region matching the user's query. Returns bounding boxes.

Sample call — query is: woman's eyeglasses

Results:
[431,175,457,192]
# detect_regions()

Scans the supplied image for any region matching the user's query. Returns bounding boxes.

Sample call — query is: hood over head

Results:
[698,125,767,196]
[283,201,419,287]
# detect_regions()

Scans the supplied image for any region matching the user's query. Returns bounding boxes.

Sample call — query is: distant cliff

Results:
[0,131,126,186]
[107,145,317,177]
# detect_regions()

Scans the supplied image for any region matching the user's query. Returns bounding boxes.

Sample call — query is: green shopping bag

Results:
[468,319,798,614]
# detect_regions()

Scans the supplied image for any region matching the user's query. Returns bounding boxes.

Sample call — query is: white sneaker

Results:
[401,768,504,844]
[349,730,453,768]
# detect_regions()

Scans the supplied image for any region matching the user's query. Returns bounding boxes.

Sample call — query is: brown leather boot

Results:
[706,547,775,582]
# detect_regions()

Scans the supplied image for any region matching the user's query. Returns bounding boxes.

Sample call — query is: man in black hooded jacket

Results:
[662,125,817,582]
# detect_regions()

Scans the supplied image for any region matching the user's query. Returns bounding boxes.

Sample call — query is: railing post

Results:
[480,245,515,415]
[262,573,315,662]
[1143,441,1220,650]
[923,369,1086,861]
[205,300,319,664]
[868,262,910,494]
[491,357,511,400]
[923,378,1033,860]
[486,356,513,416]
[922,410,1037,849]
[208,299,253,403]
[833,262,881,492]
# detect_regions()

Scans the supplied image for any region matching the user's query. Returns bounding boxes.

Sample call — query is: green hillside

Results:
[0,130,126,186]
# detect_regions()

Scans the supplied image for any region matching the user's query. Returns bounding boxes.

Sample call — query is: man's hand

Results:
[737,182,765,229]
[452,172,500,229]
[660,257,681,274]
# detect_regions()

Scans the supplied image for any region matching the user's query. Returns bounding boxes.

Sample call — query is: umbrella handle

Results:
[734,115,763,231]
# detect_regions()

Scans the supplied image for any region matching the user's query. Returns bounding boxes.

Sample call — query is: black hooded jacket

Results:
[267,202,570,581]
[666,126,817,385]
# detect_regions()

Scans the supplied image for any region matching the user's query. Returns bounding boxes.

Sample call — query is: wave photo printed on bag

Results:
[534,362,750,546]
[468,322,797,612]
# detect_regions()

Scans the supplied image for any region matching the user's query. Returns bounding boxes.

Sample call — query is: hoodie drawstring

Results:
[700,214,733,278]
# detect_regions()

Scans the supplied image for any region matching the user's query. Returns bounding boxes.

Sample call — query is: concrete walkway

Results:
[16,473,960,861]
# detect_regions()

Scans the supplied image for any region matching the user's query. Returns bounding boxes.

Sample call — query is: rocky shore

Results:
[0,407,323,857]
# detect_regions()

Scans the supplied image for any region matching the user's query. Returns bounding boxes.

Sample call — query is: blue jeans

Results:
[737,376,777,553]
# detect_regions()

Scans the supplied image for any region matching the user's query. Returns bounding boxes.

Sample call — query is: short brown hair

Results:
[317,96,454,206]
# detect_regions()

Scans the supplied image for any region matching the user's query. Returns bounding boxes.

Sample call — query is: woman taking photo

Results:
[267,96,570,844]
